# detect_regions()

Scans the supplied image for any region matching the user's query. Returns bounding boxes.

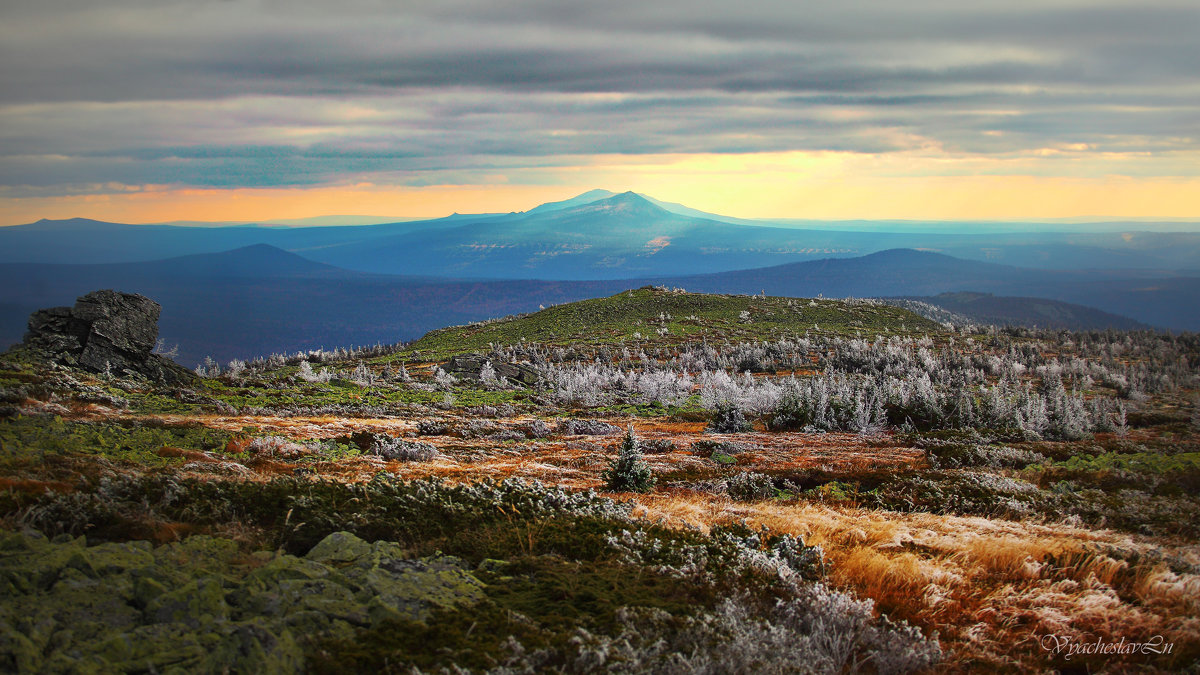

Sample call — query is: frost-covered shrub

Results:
[602,426,656,493]
[923,442,1045,470]
[297,360,333,383]
[433,368,456,391]
[630,369,694,407]
[690,439,751,458]
[455,419,501,439]
[521,419,552,439]
[349,362,375,387]
[558,419,622,436]
[488,429,526,443]
[371,437,437,462]
[568,592,936,675]
[708,401,751,433]
[195,356,220,378]
[225,359,246,378]
[725,472,775,501]
[416,419,448,436]
[246,435,308,459]
[640,438,678,454]
[768,377,886,434]
[478,360,507,390]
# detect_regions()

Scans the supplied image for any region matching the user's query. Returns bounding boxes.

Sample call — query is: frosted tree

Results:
[601,426,656,493]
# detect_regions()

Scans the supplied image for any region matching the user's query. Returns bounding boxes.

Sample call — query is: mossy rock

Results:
[305,530,373,565]
[146,577,230,628]
[0,529,487,672]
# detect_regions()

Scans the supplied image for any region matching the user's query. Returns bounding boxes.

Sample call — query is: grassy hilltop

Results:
[408,286,941,358]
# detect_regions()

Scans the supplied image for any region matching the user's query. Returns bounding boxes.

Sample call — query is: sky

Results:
[1,0,1198,225]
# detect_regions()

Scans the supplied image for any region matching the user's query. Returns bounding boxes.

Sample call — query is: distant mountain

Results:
[523,189,617,215]
[900,292,1150,331]
[6,190,1200,275]
[305,192,878,278]
[0,217,437,265]
[2,244,364,284]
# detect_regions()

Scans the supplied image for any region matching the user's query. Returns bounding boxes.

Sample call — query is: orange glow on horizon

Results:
[2,151,1199,225]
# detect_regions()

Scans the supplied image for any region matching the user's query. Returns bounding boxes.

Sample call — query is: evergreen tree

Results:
[602,426,656,493]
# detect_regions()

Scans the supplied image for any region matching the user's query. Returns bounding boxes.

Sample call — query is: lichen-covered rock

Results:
[248,553,331,585]
[0,529,487,672]
[202,621,303,675]
[360,555,486,623]
[305,530,374,565]
[338,431,438,461]
[83,540,155,575]
[146,577,230,628]
[19,289,197,386]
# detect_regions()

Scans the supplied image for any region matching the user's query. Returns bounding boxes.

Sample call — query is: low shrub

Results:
[558,419,622,436]
[725,472,776,500]
[707,401,751,433]
[689,439,751,458]
[641,438,678,454]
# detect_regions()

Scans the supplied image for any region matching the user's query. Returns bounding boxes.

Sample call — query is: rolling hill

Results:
[898,292,1150,331]
[408,287,940,359]
[665,249,1200,331]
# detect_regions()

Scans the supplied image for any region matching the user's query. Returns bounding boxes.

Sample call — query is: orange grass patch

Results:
[627,491,1200,672]
[0,476,74,495]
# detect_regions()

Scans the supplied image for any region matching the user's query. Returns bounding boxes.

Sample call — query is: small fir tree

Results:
[602,426,656,493]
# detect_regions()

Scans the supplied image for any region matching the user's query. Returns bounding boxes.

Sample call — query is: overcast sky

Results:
[1,0,1198,223]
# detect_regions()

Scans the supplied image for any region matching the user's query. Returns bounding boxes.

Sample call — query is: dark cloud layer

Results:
[1,0,1197,195]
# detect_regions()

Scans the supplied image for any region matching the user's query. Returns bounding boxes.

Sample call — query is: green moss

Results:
[0,416,234,468]
[1054,451,1200,475]
[0,529,485,673]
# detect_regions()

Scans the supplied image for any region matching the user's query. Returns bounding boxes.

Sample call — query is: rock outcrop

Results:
[0,529,485,673]
[22,289,196,385]
[440,353,539,386]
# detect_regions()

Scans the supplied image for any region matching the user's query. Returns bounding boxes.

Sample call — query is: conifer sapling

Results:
[602,425,656,493]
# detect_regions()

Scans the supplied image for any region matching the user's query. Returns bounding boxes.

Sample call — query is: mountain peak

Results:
[525,189,617,215]
[572,191,668,217]
[22,217,119,230]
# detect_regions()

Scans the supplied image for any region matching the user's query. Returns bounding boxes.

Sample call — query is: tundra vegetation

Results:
[1,287,1198,673]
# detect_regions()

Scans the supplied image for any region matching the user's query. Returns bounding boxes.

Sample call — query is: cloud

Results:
[0,0,1197,197]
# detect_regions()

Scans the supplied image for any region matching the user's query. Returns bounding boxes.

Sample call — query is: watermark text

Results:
[1040,634,1174,661]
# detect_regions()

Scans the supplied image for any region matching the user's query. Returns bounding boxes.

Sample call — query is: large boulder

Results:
[441,353,540,387]
[22,290,196,386]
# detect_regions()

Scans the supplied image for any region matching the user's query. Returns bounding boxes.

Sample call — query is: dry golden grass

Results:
[629,491,1200,672]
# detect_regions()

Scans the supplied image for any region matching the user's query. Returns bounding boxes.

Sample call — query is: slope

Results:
[904,292,1151,331]
[663,249,1200,331]
[408,286,941,359]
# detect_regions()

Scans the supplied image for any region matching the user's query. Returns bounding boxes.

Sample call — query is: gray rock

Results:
[441,354,540,386]
[20,290,197,386]
[339,432,437,461]
[305,531,373,565]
